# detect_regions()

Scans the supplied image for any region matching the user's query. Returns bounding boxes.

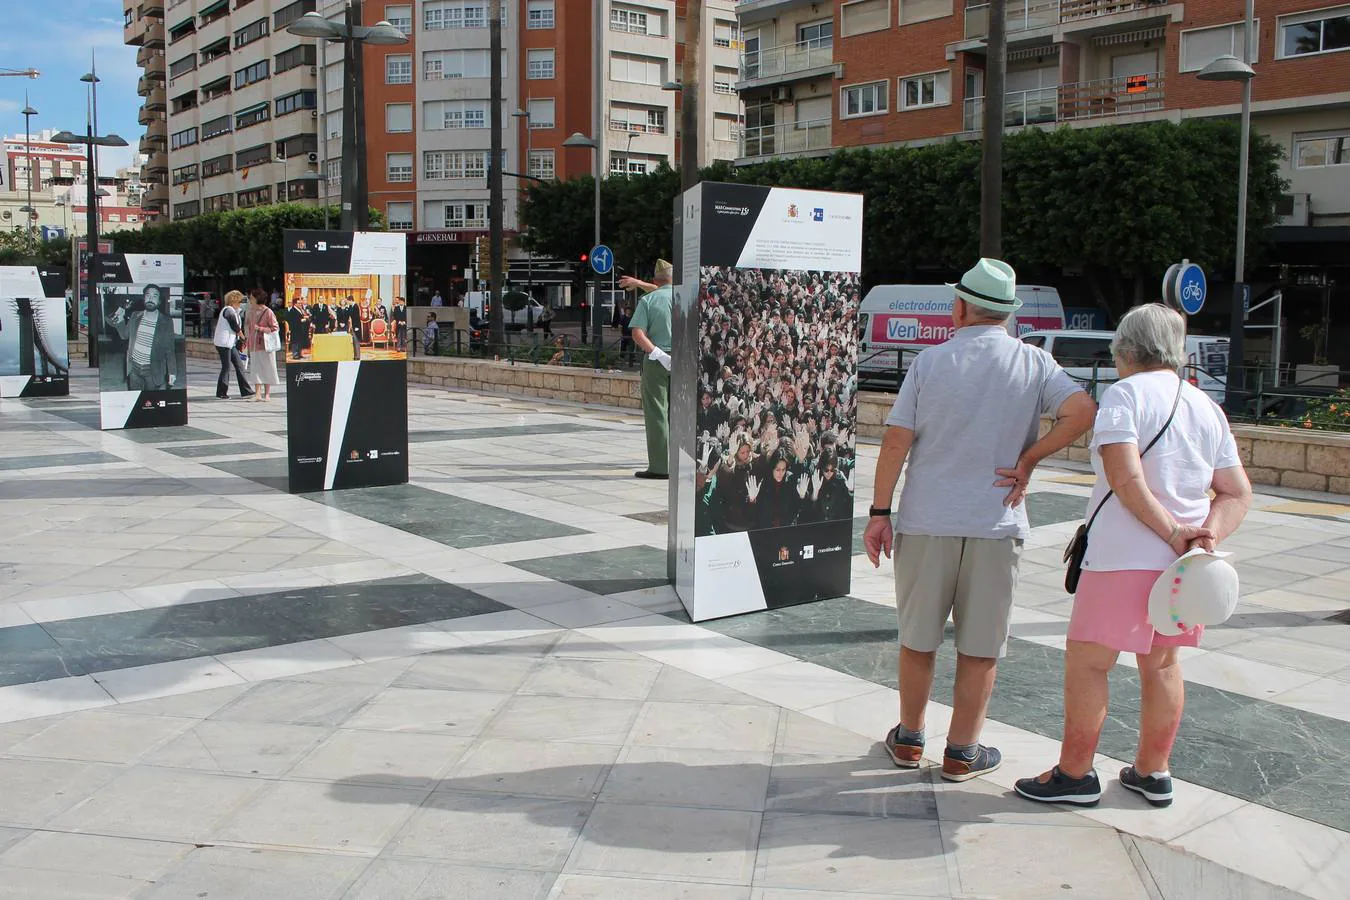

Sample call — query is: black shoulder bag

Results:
[1062,380,1184,593]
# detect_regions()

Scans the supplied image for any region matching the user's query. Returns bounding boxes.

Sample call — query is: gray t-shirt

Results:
[886,325,1084,540]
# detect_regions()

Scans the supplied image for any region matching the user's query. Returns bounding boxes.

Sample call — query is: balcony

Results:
[739,118,831,161]
[138,132,167,154]
[736,0,818,25]
[138,105,166,127]
[609,119,667,136]
[960,73,1164,131]
[142,17,165,48]
[143,85,167,111]
[136,45,164,69]
[964,0,1156,40]
[739,40,838,88]
[143,182,169,204]
[146,151,169,174]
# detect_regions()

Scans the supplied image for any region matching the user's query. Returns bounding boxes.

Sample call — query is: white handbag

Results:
[263,329,281,352]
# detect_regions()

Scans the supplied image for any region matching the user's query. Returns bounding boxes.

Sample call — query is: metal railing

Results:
[965,0,1151,38]
[963,87,1058,131]
[740,39,834,82]
[1059,72,1165,120]
[739,118,831,159]
[410,326,643,373]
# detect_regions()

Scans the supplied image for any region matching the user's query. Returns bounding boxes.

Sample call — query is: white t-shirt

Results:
[1082,371,1241,573]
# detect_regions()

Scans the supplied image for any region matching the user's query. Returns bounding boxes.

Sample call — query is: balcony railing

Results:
[609,119,667,135]
[739,118,831,159]
[963,87,1059,131]
[740,39,834,83]
[964,0,1151,39]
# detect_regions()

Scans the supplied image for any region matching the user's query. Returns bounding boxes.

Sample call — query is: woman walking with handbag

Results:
[1015,304,1252,808]
[244,288,281,402]
[214,291,254,399]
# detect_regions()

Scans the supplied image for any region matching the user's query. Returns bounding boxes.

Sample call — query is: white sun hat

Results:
[949,258,1023,313]
[1148,549,1240,634]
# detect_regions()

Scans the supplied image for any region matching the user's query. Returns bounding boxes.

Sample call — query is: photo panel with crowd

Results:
[96,281,187,394]
[694,266,862,537]
[282,273,410,362]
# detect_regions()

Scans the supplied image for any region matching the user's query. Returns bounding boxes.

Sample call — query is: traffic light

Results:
[579,252,589,264]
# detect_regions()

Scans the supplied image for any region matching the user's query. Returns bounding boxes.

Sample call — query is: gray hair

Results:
[1111,304,1186,371]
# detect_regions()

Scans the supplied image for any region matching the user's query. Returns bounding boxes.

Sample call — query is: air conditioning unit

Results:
[310,110,318,118]
[772,85,793,102]
[307,152,318,163]
[309,66,317,75]
[1277,192,1311,227]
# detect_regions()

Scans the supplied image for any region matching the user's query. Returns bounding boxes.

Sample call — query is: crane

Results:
[0,68,40,78]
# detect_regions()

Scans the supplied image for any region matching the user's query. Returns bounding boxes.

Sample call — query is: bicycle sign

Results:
[1162,260,1207,315]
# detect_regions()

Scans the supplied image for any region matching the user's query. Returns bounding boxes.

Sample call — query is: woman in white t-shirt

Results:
[1016,304,1252,809]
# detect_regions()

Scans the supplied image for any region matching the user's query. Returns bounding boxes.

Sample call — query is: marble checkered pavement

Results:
[1,360,1348,899]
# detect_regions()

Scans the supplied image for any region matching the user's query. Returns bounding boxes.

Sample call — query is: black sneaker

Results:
[634,470,669,480]
[1014,766,1102,805]
[883,725,924,769]
[1120,766,1173,808]
[941,744,1002,782]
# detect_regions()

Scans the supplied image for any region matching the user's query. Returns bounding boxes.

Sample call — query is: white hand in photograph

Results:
[811,470,824,499]
[796,474,809,499]
[716,422,731,442]
[846,470,855,493]
[746,476,761,502]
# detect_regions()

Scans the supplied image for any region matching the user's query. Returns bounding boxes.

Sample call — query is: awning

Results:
[201,76,230,92]
[169,17,195,34]
[235,101,269,117]
[198,0,228,18]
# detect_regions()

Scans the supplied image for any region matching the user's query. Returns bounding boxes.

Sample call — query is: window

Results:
[713,113,741,142]
[611,5,662,35]
[1294,133,1349,168]
[1180,22,1260,72]
[713,66,737,95]
[1051,336,1112,367]
[387,152,414,182]
[286,179,319,201]
[527,0,554,29]
[170,127,199,150]
[236,186,272,208]
[841,0,890,36]
[234,59,270,89]
[1278,7,1350,58]
[201,37,231,63]
[609,154,656,175]
[386,201,413,230]
[202,154,232,178]
[424,49,493,80]
[275,43,316,74]
[898,0,952,25]
[424,1,498,30]
[423,150,490,180]
[201,115,231,140]
[439,202,487,228]
[173,201,200,221]
[275,90,316,117]
[386,54,412,84]
[610,52,665,85]
[278,132,317,158]
[201,76,232,102]
[171,163,199,185]
[841,80,887,117]
[204,193,234,213]
[528,98,555,129]
[169,18,196,42]
[798,20,833,47]
[236,103,271,129]
[170,54,197,79]
[385,4,412,33]
[795,95,831,124]
[172,92,199,114]
[423,99,489,129]
[386,102,413,132]
[610,103,666,133]
[326,158,341,186]
[236,144,271,168]
[899,70,950,109]
[273,0,316,30]
[527,48,555,79]
[527,149,555,180]
[200,0,229,26]
[1022,335,1045,349]
[713,19,739,48]
[233,18,269,49]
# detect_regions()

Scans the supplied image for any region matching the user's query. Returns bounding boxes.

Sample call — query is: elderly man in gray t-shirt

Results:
[863,258,1095,784]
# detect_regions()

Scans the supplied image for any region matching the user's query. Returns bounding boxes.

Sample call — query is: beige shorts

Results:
[893,533,1023,659]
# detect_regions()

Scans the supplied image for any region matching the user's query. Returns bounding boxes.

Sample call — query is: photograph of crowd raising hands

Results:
[694,266,861,537]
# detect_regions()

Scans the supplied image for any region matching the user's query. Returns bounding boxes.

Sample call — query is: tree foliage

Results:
[0,231,72,269]
[520,121,1285,317]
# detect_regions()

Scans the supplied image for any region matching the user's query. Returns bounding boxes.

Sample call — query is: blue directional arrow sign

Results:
[589,244,613,275]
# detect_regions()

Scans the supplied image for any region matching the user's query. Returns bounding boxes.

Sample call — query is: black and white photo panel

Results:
[0,267,69,398]
[94,254,188,429]
[286,360,409,493]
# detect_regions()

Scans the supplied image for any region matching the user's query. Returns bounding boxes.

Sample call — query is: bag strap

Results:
[1082,377,1184,535]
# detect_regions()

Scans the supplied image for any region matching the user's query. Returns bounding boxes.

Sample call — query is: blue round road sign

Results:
[589,244,613,275]
[1176,263,1207,314]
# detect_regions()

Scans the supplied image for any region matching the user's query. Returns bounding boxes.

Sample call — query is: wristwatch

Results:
[868,506,892,518]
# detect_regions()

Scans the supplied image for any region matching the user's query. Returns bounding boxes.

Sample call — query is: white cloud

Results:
[0,100,19,115]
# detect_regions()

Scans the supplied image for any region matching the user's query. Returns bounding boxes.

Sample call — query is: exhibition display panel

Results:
[0,266,69,399]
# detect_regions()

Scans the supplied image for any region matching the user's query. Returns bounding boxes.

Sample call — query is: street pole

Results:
[23,94,36,236]
[488,0,505,346]
[592,3,603,369]
[1226,0,1254,412]
[681,0,702,189]
[84,133,99,368]
[339,0,369,231]
[317,35,330,229]
[980,0,1006,258]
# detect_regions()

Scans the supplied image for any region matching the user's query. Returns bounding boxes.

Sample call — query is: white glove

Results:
[648,348,672,371]
[699,443,714,473]
[811,470,824,499]
[746,476,761,503]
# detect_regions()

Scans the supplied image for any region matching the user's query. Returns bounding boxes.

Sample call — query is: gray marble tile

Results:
[0,451,123,471]
[513,546,668,596]
[766,753,937,819]
[204,456,290,491]
[1026,491,1089,528]
[410,422,608,443]
[116,426,224,444]
[0,624,88,687]
[161,441,277,459]
[1262,755,1350,833]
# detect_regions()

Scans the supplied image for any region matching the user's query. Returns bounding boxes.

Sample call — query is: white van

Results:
[1019,329,1229,403]
[858,284,1066,381]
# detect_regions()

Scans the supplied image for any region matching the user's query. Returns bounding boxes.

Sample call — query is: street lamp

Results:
[512,109,535,311]
[287,7,408,232]
[1197,6,1256,412]
[22,97,37,236]
[563,131,603,366]
[51,129,129,369]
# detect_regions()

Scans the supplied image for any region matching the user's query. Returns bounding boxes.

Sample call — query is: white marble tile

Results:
[0,676,115,724]
[799,688,901,746]
[580,616,790,681]
[526,596,650,630]
[441,609,560,647]
[19,590,142,624]
[216,639,363,682]
[1269,676,1350,722]
[92,657,246,704]
[327,623,470,663]
[715,661,881,712]
[1178,651,1321,701]
[0,604,36,629]
[125,579,239,610]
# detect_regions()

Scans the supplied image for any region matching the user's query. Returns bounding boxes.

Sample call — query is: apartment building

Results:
[0,133,143,235]
[124,0,324,223]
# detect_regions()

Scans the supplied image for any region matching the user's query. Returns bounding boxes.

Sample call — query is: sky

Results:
[0,1,141,175]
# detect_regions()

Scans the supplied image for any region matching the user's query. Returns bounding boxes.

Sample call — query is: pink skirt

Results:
[1068,569,1203,655]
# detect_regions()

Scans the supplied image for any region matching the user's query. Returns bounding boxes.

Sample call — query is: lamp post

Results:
[563,132,602,368]
[1197,0,1255,413]
[512,108,534,315]
[22,96,37,236]
[287,7,407,232]
[51,130,129,369]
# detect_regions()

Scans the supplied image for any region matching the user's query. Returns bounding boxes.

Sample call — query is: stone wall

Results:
[406,355,642,409]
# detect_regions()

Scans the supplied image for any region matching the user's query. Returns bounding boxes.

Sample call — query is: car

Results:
[1020,329,1229,403]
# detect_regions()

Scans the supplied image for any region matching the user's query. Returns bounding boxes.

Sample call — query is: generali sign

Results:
[411,230,515,245]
